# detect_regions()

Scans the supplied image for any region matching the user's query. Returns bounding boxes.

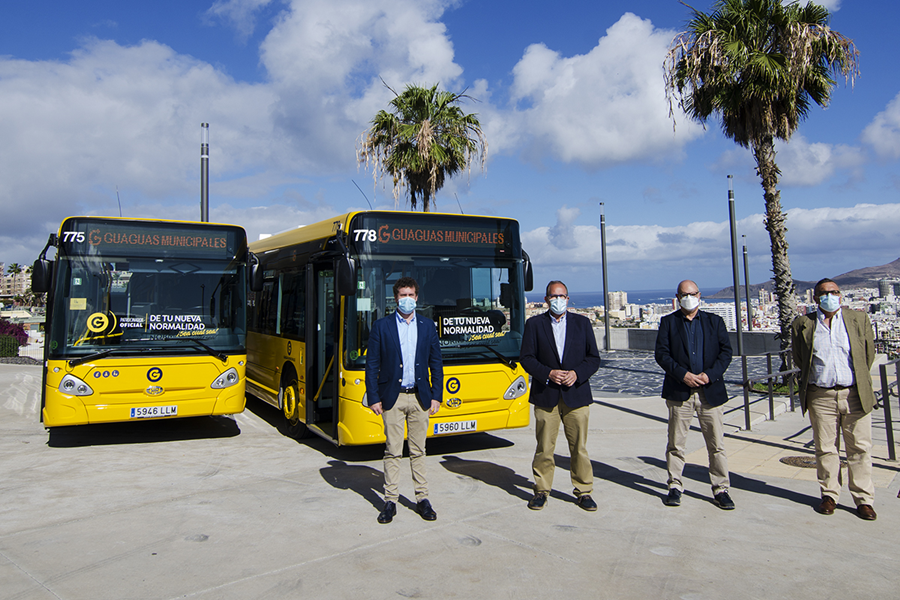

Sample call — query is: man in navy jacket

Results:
[366,277,443,524]
[655,280,734,510]
[520,280,601,511]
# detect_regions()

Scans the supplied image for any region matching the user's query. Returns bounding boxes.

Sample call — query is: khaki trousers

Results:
[532,400,592,496]
[806,385,874,506]
[666,389,730,494]
[382,391,430,503]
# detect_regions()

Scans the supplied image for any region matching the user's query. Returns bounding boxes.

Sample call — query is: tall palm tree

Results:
[358,83,487,212]
[664,0,858,350]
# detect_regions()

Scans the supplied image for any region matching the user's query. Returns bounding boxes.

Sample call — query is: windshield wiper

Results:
[160,337,228,363]
[470,344,517,370]
[68,349,116,367]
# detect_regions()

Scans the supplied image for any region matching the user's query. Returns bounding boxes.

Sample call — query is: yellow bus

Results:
[246,210,534,445]
[32,216,262,427]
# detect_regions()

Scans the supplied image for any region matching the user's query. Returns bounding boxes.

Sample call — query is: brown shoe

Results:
[856,504,877,521]
[815,496,836,515]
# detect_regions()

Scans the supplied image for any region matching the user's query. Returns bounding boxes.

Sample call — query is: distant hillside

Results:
[709,257,900,299]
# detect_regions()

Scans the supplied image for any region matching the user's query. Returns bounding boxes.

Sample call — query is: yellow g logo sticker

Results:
[88,312,109,333]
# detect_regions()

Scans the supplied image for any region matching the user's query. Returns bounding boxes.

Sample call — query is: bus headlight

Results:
[59,374,94,396]
[211,368,240,389]
[503,376,528,400]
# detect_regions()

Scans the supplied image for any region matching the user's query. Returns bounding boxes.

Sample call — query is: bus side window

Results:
[280,270,305,339]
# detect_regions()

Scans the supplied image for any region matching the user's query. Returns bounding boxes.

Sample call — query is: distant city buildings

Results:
[608,290,628,311]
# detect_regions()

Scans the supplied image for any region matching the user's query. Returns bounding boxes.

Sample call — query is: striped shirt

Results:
[811,308,855,388]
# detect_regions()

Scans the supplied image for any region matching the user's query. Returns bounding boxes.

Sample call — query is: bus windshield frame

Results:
[47,218,249,360]
[343,213,526,369]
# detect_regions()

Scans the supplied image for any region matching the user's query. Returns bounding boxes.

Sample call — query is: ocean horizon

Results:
[525,288,729,307]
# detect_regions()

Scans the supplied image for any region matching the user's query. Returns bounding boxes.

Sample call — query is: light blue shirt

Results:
[550,311,567,363]
[396,310,418,387]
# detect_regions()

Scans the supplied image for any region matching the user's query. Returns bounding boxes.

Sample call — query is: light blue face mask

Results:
[549,297,567,314]
[818,293,841,312]
[397,297,416,314]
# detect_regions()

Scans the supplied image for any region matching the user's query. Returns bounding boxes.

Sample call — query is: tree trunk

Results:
[752,136,797,353]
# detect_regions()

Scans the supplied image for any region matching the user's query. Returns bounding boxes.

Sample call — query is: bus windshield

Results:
[344,254,526,367]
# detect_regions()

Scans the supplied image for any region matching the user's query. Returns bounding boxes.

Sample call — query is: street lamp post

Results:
[200,123,209,222]
[600,202,611,352]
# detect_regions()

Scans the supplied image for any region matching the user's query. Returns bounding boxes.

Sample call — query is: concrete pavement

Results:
[1,363,898,599]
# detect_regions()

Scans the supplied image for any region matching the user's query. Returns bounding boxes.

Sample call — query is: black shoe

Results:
[377,501,396,524]
[714,491,735,510]
[527,492,549,510]
[665,488,682,507]
[416,499,437,521]
[576,494,598,511]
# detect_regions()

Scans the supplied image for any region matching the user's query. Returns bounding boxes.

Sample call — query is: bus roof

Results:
[248,210,520,254]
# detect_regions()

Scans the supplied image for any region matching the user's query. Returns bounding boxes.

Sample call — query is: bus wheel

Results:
[281,379,310,439]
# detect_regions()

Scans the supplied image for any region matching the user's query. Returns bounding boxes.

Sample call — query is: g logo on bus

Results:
[446,377,460,394]
[446,397,461,408]
[87,312,109,333]
[147,367,163,382]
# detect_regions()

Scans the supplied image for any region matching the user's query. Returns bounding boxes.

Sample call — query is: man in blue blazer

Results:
[655,280,734,510]
[366,277,443,524]
[520,280,601,511]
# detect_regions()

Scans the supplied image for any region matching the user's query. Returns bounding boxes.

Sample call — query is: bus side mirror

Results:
[523,251,534,292]
[249,253,264,292]
[337,256,357,297]
[32,259,52,294]
[499,283,512,308]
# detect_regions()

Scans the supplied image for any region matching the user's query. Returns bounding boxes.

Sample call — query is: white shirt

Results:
[395,310,417,388]
[550,311,567,363]
[811,308,855,388]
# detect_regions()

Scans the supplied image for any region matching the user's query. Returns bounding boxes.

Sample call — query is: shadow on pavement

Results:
[553,454,668,503]
[47,415,240,447]
[439,455,533,501]
[639,455,820,508]
[319,459,385,509]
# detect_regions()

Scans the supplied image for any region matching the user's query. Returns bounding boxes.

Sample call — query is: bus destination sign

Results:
[61,219,240,258]
[350,214,518,257]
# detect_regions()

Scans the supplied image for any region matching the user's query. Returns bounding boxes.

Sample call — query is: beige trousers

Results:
[666,389,730,494]
[382,391,430,503]
[806,385,874,506]
[532,401,592,496]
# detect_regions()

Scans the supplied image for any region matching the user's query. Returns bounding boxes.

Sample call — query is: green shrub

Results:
[0,335,20,357]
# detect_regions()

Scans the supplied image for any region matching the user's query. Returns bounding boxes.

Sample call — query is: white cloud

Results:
[713,134,864,186]
[523,203,900,289]
[861,91,900,159]
[501,13,705,167]
[206,0,275,41]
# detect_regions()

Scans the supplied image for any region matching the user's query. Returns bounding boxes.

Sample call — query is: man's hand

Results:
[550,369,577,387]
[370,402,383,415]
[429,400,440,416]
[682,372,705,388]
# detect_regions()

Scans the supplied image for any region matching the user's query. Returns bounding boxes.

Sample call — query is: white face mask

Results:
[679,295,700,312]
[549,297,568,314]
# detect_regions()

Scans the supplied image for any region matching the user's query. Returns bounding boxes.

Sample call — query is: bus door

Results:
[305,260,339,438]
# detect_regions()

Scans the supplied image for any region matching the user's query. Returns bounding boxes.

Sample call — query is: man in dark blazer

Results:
[366,277,443,524]
[655,280,734,510]
[791,278,877,520]
[520,280,601,511]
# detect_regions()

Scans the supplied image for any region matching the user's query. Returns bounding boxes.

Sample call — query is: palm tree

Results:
[358,83,487,212]
[664,0,859,350]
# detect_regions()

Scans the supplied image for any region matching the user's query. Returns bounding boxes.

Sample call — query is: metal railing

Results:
[740,349,799,431]
[877,358,900,461]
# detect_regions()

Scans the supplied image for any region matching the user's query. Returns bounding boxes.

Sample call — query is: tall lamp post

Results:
[728,175,750,430]
[200,123,209,222]
[599,202,611,352]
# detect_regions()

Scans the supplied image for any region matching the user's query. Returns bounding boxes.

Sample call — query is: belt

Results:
[400,387,417,394]
[811,383,853,391]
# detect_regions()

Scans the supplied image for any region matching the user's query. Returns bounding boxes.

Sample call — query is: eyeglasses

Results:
[547,294,568,299]
[678,291,700,298]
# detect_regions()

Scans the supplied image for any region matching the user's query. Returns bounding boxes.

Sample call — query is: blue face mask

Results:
[818,293,841,312]
[397,297,416,314]
[549,297,567,314]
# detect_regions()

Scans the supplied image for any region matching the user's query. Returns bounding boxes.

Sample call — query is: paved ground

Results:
[1,361,898,600]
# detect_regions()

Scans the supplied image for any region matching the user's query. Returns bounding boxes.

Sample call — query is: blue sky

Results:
[1,0,899,292]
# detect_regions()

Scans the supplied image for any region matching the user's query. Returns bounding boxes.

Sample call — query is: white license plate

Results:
[130,405,177,419]
[433,420,477,435]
